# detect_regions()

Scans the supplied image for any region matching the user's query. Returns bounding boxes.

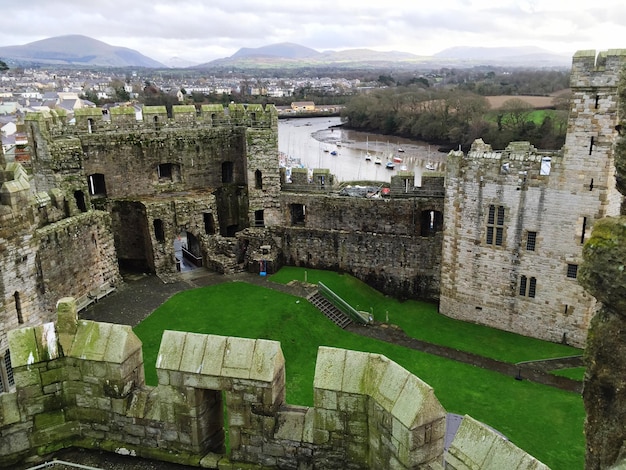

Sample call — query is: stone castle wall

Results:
[278,193,444,300]
[0,153,120,373]
[0,299,547,469]
[439,49,626,347]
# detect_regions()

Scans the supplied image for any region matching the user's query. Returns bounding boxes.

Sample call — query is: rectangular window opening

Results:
[567,264,579,279]
[526,231,537,251]
[528,277,537,298]
[486,204,505,246]
[519,275,527,296]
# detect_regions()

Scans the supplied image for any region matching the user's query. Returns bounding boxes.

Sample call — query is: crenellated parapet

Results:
[63,103,278,136]
[0,297,548,469]
[570,49,626,89]
[447,139,563,190]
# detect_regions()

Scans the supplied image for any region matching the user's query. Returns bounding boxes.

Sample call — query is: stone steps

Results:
[307,292,352,329]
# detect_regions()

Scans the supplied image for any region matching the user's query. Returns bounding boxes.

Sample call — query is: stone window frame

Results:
[526,231,537,251]
[0,349,14,393]
[519,275,537,298]
[567,264,579,279]
[486,204,505,246]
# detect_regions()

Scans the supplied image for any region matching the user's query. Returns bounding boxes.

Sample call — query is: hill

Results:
[434,46,571,67]
[195,43,570,71]
[0,35,166,68]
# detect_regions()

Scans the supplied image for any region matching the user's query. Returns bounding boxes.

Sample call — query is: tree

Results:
[0,59,8,72]
[498,98,534,134]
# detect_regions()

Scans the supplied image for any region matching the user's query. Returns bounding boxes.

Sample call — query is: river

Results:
[278,116,448,184]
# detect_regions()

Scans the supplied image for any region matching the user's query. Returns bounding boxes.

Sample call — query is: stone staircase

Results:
[307,291,353,328]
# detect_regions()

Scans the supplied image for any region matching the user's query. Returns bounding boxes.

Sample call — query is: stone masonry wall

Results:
[0,298,548,469]
[440,49,626,347]
[36,211,120,311]
[0,159,120,367]
[278,193,444,300]
[440,141,596,346]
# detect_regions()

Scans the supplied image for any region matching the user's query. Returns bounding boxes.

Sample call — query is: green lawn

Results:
[133,271,585,470]
[552,367,586,381]
[270,267,582,363]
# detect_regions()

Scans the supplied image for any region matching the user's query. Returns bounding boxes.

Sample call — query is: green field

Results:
[133,268,585,470]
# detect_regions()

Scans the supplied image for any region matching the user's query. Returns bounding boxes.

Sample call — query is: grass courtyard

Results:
[133,267,585,470]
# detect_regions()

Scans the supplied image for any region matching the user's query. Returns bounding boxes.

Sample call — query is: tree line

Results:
[341,87,569,151]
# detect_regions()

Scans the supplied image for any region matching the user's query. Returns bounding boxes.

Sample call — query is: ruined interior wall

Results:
[36,211,120,311]
[79,127,246,198]
[246,123,282,227]
[278,194,444,300]
[110,200,152,272]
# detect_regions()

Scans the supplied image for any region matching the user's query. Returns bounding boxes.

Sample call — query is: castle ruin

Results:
[1,49,626,467]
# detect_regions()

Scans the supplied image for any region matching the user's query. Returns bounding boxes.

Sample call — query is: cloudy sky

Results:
[0,0,624,64]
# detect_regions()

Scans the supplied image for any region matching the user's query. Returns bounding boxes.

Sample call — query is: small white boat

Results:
[374,157,382,165]
[397,147,405,153]
[386,161,395,170]
[365,153,372,161]
[425,162,436,171]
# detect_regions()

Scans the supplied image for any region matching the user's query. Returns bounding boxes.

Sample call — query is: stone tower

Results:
[440,49,626,347]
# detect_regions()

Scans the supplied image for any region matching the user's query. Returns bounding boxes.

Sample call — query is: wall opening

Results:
[154,115,160,131]
[74,190,87,212]
[254,209,265,227]
[153,219,165,242]
[226,225,238,237]
[14,291,23,324]
[567,264,579,279]
[420,210,443,236]
[174,231,202,271]
[526,231,537,251]
[0,350,15,393]
[157,163,176,181]
[255,169,263,189]
[222,161,234,184]
[290,204,306,226]
[204,213,216,235]
[88,173,107,197]
[486,204,505,246]
[87,118,94,134]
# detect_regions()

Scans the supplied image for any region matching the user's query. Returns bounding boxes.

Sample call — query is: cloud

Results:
[0,0,624,63]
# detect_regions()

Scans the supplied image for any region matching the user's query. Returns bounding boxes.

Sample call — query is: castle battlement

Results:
[24,103,278,137]
[0,298,547,469]
[570,49,626,88]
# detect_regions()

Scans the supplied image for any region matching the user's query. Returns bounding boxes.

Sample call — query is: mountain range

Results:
[0,35,166,68]
[0,35,572,69]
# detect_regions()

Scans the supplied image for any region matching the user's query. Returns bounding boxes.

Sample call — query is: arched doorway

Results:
[174,231,202,272]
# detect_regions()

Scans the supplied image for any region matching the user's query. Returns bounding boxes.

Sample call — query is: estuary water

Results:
[278,116,448,184]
